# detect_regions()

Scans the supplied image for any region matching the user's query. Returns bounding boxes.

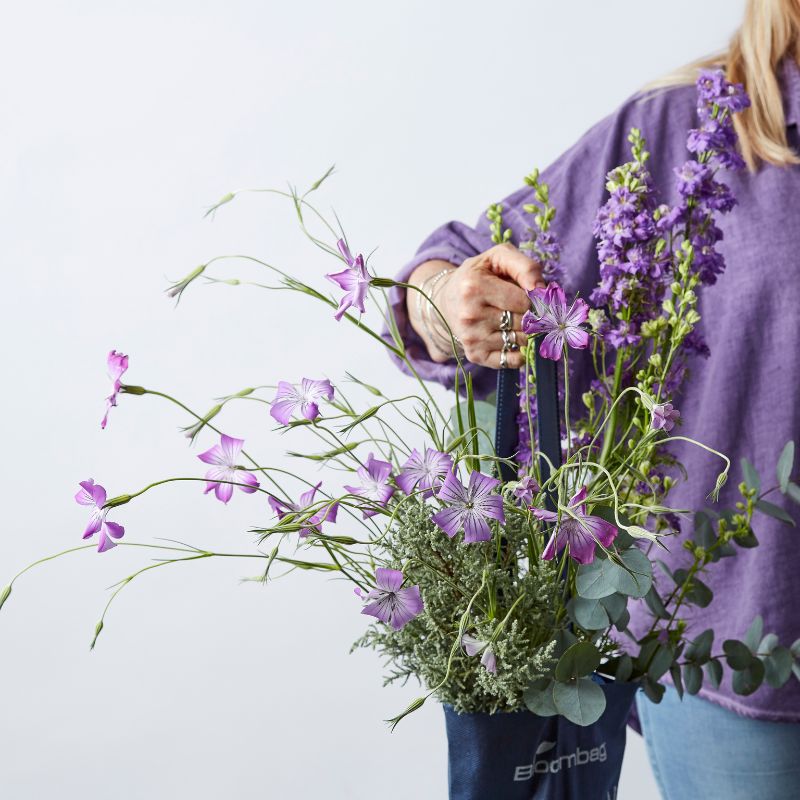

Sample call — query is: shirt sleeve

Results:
[387,85,696,397]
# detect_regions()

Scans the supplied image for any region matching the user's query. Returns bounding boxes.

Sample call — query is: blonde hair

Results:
[650,0,800,169]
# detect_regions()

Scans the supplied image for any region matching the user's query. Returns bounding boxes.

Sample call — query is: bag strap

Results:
[494,337,561,509]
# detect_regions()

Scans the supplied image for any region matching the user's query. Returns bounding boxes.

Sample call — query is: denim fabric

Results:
[636,687,800,799]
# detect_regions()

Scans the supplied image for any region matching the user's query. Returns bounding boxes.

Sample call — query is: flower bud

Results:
[90,620,104,650]
[104,494,132,508]
[120,385,146,395]
[0,584,11,612]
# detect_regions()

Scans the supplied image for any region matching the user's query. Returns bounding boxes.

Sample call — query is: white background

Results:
[0,1,745,797]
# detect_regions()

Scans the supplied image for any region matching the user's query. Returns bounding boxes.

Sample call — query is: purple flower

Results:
[396,448,453,498]
[461,633,497,674]
[326,239,371,321]
[269,481,339,539]
[532,486,617,565]
[522,282,590,360]
[75,479,125,553]
[269,482,339,538]
[344,453,395,517]
[432,471,505,543]
[361,568,423,630]
[651,402,681,433]
[101,350,129,429]
[270,378,334,425]
[513,475,540,505]
[197,434,260,504]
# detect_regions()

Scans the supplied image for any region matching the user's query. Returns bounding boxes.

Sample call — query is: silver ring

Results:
[499,309,512,331]
[501,329,520,352]
[500,349,509,369]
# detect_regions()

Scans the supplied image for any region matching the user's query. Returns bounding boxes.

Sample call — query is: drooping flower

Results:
[344,453,395,517]
[432,471,505,543]
[197,434,260,504]
[461,633,497,674]
[361,568,424,630]
[396,448,453,498]
[512,475,540,505]
[75,479,125,553]
[325,239,372,321]
[268,482,338,538]
[532,486,617,565]
[522,282,590,360]
[270,378,334,425]
[101,350,129,429]
[651,402,681,433]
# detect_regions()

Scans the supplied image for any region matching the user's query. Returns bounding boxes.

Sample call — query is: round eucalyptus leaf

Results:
[614,547,652,598]
[647,644,674,682]
[732,658,765,696]
[568,597,609,630]
[723,639,755,670]
[641,675,666,704]
[743,616,764,653]
[553,678,606,726]
[683,663,703,695]
[685,576,713,608]
[759,633,779,655]
[644,586,669,620]
[685,629,713,664]
[599,592,628,624]
[550,628,578,660]
[523,677,558,717]
[777,441,795,493]
[704,659,723,690]
[576,558,618,600]
[669,664,684,700]
[555,642,602,682]
[764,646,794,688]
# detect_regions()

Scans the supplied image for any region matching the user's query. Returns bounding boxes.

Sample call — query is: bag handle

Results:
[494,337,561,509]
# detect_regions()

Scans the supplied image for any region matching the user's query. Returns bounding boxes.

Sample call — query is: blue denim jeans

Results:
[636,688,800,799]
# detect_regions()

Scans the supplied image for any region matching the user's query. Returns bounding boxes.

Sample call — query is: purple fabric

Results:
[390,60,800,722]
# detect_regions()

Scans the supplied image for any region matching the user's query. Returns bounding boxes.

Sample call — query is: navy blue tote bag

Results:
[443,346,637,800]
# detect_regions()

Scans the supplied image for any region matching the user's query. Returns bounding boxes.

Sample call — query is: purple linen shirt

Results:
[391,61,800,722]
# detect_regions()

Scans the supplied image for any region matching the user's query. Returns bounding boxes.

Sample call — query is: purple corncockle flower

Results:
[522,282,590,360]
[344,453,395,517]
[532,486,617,565]
[361,568,423,630]
[75,479,125,553]
[268,482,338,538]
[101,350,129,429]
[396,447,453,498]
[325,238,372,321]
[651,402,681,432]
[461,633,497,674]
[270,378,334,425]
[512,475,540,505]
[432,471,505,543]
[197,434,259,504]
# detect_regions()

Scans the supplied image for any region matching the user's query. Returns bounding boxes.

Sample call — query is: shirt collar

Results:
[780,57,800,127]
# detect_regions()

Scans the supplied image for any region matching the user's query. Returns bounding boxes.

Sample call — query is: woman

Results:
[391,1,800,797]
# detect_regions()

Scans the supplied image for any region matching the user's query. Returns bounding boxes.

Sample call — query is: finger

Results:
[484,349,525,370]
[478,310,527,332]
[483,243,545,291]
[467,273,531,312]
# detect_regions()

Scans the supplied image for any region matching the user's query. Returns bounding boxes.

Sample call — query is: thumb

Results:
[484,243,545,291]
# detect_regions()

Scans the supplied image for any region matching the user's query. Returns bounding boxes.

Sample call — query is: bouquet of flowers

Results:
[4,70,800,798]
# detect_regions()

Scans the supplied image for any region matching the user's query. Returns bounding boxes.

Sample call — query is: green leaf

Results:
[786,482,800,506]
[568,597,609,630]
[644,586,670,619]
[612,654,633,683]
[599,593,628,624]
[686,629,714,664]
[763,646,794,688]
[576,558,619,600]
[686,576,714,608]
[614,547,653,598]
[724,639,755,670]
[523,677,559,717]
[551,629,578,660]
[670,663,684,699]
[555,642,602,681]
[755,499,795,527]
[648,645,674,682]
[447,399,496,460]
[790,638,800,659]
[683,663,703,695]
[744,616,764,653]
[553,678,606,726]
[741,457,760,492]
[614,607,631,632]
[777,441,795,493]
[759,633,779,655]
[704,659,723,689]
[641,675,666,703]
[732,659,765,696]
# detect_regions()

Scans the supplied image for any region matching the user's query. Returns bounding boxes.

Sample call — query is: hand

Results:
[409,244,545,369]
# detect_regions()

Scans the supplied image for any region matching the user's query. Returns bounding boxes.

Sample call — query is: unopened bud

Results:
[0,584,11,611]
